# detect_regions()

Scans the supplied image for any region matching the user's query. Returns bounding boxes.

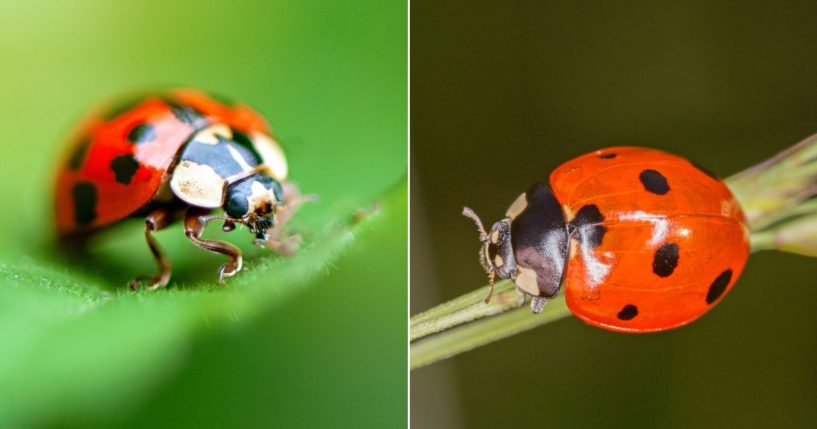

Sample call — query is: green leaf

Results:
[0,179,406,428]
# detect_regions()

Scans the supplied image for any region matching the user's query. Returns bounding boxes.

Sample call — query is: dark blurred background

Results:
[412,2,817,428]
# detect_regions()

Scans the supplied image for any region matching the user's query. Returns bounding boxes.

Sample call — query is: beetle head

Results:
[462,207,518,283]
[223,174,284,245]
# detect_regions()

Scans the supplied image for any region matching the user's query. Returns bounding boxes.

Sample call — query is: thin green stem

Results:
[411,298,570,369]
[748,230,777,252]
[410,280,521,341]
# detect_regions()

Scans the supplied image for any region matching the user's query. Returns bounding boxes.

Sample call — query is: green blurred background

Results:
[0,0,406,428]
[412,2,817,428]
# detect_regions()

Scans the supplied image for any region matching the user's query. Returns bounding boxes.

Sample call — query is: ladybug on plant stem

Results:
[55,89,310,290]
[464,147,749,333]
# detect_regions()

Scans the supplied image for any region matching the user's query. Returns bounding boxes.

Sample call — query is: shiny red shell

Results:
[54,89,272,236]
[550,147,750,332]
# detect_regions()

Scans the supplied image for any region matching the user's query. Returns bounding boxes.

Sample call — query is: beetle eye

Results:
[226,193,249,218]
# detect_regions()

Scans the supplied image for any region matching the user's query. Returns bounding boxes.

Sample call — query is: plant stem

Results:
[410,280,521,341]
[411,297,570,369]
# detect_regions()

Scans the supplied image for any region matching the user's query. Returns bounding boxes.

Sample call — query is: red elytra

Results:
[465,147,750,333]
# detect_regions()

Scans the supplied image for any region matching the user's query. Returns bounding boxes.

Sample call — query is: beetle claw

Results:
[128,275,169,291]
[217,256,243,284]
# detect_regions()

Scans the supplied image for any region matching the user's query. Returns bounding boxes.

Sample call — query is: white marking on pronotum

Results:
[170,160,226,208]
[225,144,254,173]
[251,132,288,181]
[505,192,527,219]
[195,125,233,145]
[515,266,539,296]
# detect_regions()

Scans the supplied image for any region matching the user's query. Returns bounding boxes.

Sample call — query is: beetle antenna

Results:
[484,271,496,304]
[462,207,488,241]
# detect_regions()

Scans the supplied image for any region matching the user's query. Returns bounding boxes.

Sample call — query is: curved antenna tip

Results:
[462,206,488,241]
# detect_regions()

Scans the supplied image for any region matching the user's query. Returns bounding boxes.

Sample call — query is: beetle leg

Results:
[130,207,178,291]
[530,296,548,314]
[184,208,243,284]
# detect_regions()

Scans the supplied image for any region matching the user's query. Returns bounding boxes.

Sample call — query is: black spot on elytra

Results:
[599,152,617,159]
[165,100,205,125]
[617,304,639,320]
[127,123,156,144]
[653,243,679,277]
[72,182,97,225]
[690,161,719,180]
[110,154,140,185]
[639,169,670,195]
[68,139,90,170]
[706,269,733,304]
[569,204,607,248]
